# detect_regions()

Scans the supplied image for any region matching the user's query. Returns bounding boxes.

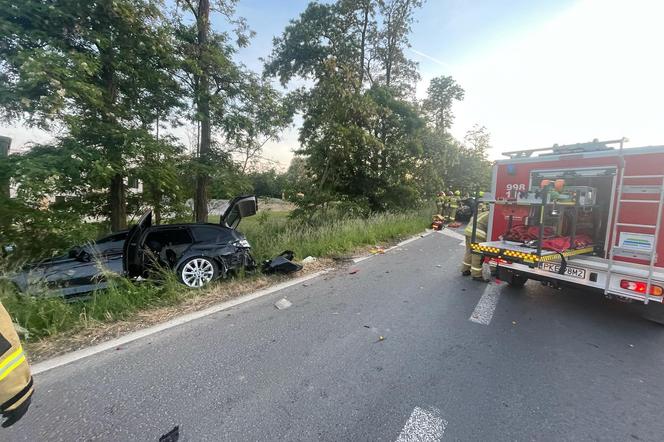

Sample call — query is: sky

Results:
[3,0,663,165]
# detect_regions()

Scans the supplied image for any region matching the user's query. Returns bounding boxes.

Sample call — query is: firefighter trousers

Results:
[461,236,483,278]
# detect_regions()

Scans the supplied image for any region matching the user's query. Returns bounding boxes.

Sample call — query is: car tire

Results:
[178,257,219,288]
[499,267,528,288]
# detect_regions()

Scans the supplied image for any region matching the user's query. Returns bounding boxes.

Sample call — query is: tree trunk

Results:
[194,0,211,223]
[99,2,126,231]
[359,2,370,87]
[110,173,127,231]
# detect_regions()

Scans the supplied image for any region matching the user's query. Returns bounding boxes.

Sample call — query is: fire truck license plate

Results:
[539,262,586,279]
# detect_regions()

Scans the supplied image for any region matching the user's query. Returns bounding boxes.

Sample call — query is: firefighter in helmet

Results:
[447,190,461,222]
[461,204,490,281]
[0,301,33,427]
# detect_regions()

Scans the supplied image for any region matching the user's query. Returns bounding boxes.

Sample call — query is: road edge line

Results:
[353,230,434,263]
[32,269,330,375]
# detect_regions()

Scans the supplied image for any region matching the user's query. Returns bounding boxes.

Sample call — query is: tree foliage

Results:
[423,75,465,133]
[0,0,492,260]
[0,0,183,231]
[265,0,490,218]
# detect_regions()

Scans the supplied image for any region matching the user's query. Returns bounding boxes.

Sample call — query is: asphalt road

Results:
[6,230,664,441]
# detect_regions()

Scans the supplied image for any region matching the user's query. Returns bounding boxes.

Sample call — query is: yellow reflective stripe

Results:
[0,346,23,371]
[0,355,26,381]
[471,266,483,271]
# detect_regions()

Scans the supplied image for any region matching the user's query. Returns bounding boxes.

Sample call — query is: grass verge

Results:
[1,208,432,360]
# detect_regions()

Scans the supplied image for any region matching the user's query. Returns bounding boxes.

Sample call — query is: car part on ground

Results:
[262,250,303,274]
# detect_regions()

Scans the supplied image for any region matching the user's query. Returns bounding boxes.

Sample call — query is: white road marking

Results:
[32,269,330,375]
[438,228,465,243]
[469,283,501,325]
[396,406,447,442]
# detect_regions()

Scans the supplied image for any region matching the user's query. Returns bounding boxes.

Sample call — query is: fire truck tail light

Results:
[620,280,663,296]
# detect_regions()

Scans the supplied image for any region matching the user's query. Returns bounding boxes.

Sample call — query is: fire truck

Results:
[471,138,664,309]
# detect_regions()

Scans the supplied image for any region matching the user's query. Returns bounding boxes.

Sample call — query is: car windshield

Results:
[2,1,663,440]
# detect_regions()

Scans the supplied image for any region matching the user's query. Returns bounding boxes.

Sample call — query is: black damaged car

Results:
[10,195,258,298]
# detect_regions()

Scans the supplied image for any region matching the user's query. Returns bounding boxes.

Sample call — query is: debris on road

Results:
[512,321,517,325]
[159,426,179,442]
[436,264,442,268]
[363,325,371,328]
[370,247,386,255]
[349,269,359,275]
[302,256,317,264]
[274,298,293,310]
[262,250,303,274]
[378,336,385,342]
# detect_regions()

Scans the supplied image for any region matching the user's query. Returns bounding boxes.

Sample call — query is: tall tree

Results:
[375,0,422,94]
[171,0,253,222]
[0,0,182,231]
[266,0,426,215]
[422,75,465,134]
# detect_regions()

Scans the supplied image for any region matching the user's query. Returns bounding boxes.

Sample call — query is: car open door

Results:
[123,210,152,277]
[220,195,258,229]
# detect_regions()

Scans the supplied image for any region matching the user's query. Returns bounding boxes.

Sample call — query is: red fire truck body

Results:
[477,140,664,304]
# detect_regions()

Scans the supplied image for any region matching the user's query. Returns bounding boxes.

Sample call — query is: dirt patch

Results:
[26,258,334,363]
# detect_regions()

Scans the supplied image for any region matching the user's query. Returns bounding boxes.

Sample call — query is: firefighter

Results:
[461,206,490,281]
[441,191,450,221]
[448,190,461,222]
[0,301,33,427]
[435,191,445,216]
[477,191,488,213]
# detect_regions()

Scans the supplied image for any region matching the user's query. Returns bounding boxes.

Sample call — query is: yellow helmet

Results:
[479,191,485,197]
[454,190,461,196]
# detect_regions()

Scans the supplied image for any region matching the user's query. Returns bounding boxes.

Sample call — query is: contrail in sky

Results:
[410,48,454,70]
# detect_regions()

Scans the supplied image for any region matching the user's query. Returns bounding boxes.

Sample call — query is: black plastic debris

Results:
[262,250,303,274]
[159,426,179,442]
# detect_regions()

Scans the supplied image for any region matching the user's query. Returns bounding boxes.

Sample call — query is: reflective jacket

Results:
[0,302,33,418]
[449,197,459,209]
[464,211,489,241]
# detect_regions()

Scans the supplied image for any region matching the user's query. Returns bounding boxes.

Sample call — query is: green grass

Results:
[1,208,432,340]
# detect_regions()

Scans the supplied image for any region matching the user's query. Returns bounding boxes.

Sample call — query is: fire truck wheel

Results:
[499,268,528,288]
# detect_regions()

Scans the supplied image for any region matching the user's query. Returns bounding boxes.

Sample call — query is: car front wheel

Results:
[179,257,218,288]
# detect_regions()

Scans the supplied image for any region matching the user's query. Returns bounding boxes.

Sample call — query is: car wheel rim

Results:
[181,258,215,288]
